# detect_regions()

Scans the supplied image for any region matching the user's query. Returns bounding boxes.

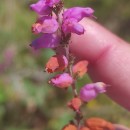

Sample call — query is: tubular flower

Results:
[73,60,88,78]
[79,82,107,102]
[62,18,85,35]
[62,7,94,35]
[32,16,59,34]
[30,0,52,15]
[45,55,68,73]
[94,82,107,93]
[45,0,60,7]
[49,73,73,88]
[63,7,94,21]
[30,34,60,49]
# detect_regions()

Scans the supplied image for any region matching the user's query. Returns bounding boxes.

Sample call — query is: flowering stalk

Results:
[29,0,108,129]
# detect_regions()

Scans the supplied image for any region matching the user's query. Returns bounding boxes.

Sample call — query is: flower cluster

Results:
[30,0,95,49]
[30,0,107,129]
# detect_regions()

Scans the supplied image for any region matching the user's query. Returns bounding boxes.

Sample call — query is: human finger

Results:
[70,18,130,111]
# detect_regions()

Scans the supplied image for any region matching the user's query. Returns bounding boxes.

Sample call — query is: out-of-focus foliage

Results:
[0,0,130,130]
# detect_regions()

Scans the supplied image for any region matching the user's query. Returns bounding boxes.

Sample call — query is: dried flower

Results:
[73,60,88,78]
[45,55,68,73]
[30,34,60,49]
[79,82,106,102]
[49,73,73,88]
[68,97,82,111]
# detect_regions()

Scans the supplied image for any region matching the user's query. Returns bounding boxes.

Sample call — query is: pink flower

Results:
[62,18,85,35]
[30,0,51,15]
[45,55,68,73]
[79,82,106,102]
[62,7,94,35]
[94,82,107,93]
[30,34,60,49]
[49,73,73,88]
[63,7,94,21]
[46,0,60,7]
[32,16,59,34]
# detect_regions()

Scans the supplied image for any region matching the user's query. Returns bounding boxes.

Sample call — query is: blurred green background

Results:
[0,0,130,130]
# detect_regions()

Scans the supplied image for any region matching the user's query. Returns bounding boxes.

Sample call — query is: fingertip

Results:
[70,18,125,62]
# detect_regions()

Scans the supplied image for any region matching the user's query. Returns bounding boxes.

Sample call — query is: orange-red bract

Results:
[80,126,90,130]
[67,97,82,111]
[45,55,68,73]
[62,124,77,130]
[85,117,115,130]
[73,60,88,78]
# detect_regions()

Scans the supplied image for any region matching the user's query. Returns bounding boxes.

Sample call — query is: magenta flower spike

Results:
[30,34,60,49]
[79,82,106,102]
[32,16,59,34]
[62,18,85,35]
[63,7,94,22]
[30,0,52,15]
[49,73,73,88]
[45,0,60,7]
[29,0,110,128]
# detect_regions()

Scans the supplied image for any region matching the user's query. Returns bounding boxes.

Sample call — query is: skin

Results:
[70,18,130,129]
[114,124,130,130]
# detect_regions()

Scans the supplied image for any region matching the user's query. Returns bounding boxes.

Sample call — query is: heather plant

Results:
[29,0,114,129]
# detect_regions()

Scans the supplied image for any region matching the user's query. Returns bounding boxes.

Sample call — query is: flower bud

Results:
[79,82,107,102]
[67,97,82,111]
[49,73,73,88]
[45,55,68,73]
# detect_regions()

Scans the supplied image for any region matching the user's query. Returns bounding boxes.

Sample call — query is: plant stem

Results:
[64,43,83,129]
[59,6,82,129]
